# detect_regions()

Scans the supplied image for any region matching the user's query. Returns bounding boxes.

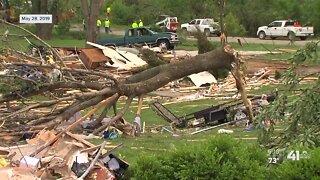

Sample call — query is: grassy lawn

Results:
[86,80,314,164]
[86,83,295,164]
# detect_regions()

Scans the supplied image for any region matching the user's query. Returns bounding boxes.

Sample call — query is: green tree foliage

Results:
[257,42,320,149]
[8,0,320,36]
[108,0,320,36]
[110,0,136,25]
[224,13,246,36]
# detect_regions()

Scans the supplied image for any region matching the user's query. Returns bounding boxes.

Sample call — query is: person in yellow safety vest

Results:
[132,21,138,28]
[105,18,110,33]
[106,6,111,17]
[138,19,143,27]
[97,19,102,33]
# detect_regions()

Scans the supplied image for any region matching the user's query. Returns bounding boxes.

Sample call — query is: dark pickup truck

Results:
[96,27,179,50]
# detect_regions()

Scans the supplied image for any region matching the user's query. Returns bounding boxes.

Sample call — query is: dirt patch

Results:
[245,59,320,75]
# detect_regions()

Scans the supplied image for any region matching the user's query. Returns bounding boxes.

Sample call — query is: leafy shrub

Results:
[56,20,71,35]
[131,136,268,179]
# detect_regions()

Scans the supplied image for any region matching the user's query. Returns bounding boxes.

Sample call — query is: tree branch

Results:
[93,96,134,135]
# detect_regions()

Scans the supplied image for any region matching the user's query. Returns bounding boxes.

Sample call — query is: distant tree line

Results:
[108,0,320,36]
[8,0,320,38]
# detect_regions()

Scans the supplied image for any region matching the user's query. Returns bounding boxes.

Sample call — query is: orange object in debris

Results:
[27,130,56,145]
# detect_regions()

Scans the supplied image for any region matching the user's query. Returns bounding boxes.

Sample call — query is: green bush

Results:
[131,136,268,179]
[56,20,71,35]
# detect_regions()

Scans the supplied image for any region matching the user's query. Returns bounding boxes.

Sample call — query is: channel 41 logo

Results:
[286,150,310,161]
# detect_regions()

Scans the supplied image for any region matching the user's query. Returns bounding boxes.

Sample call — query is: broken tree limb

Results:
[256,70,271,82]
[79,141,107,179]
[93,96,134,135]
[30,93,119,157]
[231,52,254,124]
[0,19,75,79]
[136,95,144,115]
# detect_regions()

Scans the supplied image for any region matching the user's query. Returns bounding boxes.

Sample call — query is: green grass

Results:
[0,24,122,50]
[86,82,314,164]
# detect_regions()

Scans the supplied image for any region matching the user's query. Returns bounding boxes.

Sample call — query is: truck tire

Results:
[204,29,210,37]
[157,39,170,50]
[288,31,296,41]
[181,28,187,34]
[258,31,266,39]
[300,36,307,40]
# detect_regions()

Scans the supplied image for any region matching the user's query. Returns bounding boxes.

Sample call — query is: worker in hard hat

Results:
[96,18,102,33]
[105,18,110,33]
[138,19,143,27]
[106,5,111,17]
[132,20,138,28]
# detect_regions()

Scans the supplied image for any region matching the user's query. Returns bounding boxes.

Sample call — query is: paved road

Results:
[187,36,315,46]
[107,29,315,46]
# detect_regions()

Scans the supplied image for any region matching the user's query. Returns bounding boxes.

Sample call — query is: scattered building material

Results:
[0,130,126,179]
[188,71,217,87]
[150,93,276,128]
[79,48,110,69]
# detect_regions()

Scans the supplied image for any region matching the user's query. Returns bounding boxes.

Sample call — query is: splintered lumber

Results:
[30,94,119,157]
[256,70,271,82]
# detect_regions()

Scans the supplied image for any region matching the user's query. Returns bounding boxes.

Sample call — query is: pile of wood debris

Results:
[0,129,127,179]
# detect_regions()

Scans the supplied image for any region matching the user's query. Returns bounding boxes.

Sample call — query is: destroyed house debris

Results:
[0,130,127,179]
[150,93,277,128]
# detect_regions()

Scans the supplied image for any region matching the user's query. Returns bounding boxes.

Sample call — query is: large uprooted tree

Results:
[0,21,241,138]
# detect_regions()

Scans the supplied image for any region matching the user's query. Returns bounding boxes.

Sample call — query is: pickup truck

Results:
[96,27,179,50]
[181,18,221,36]
[257,20,314,40]
[155,15,179,32]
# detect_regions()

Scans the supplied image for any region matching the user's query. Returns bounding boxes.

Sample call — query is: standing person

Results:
[106,5,111,17]
[105,18,110,33]
[132,20,138,28]
[96,18,102,33]
[138,19,143,27]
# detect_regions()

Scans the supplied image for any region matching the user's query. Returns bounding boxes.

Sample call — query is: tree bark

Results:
[119,48,234,96]
[31,0,59,40]
[81,0,101,46]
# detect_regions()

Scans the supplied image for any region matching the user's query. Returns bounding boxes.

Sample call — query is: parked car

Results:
[155,15,179,32]
[180,18,221,36]
[96,27,179,50]
[257,20,314,40]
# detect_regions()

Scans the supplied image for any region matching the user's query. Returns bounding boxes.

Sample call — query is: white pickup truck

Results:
[257,20,314,40]
[181,18,221,36]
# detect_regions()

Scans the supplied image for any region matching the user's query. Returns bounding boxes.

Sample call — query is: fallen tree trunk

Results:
[0,47,235,134]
